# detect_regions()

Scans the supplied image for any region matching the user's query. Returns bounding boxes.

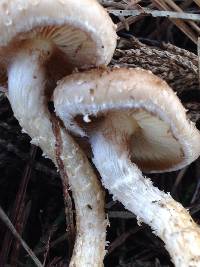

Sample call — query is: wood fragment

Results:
[198,37,200,88]
[171,167,189,197]
[50,114,75,257]
[107,226,144,255]
[193,0,200,8]
[10,146,37,267]
[162,0,200,35]
[111,37,198,94]
[109,8,200,22]
[152,0,198,43]
[0,206,43,267]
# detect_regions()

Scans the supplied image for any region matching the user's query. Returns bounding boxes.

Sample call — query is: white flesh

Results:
[90,116,200,267]
[8,45,106,267]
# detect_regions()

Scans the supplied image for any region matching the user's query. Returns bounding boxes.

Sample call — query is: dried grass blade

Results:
[152,0,198,43]
[198,37,200,88]
[193,0,200,8]
[109,9,200,22]
[0,206,43,267]
[51,114,75,257]
[162,0,200,35]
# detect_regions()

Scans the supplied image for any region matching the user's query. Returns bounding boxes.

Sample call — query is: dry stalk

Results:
[100,0,200,43]
[99,0,143,31]
[0,206,43,267]
[194,0,200,7]
[109,9,200,22]
[151,0,198,43]
[51,114,75,257]
[99,0,141,9]
[162,0,200,35]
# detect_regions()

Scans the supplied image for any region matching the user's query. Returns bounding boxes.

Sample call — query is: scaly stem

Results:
[8,43,106,267]
[90,130,200,267]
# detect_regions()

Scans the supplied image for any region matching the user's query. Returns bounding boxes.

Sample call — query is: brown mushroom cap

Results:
[54,68,200,173]
[0,0,117,83]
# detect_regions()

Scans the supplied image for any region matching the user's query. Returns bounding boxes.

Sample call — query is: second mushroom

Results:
[54,67,200,267]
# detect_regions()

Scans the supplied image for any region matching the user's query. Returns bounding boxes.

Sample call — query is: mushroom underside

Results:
[1,23,104,75]
[74,109,184,172]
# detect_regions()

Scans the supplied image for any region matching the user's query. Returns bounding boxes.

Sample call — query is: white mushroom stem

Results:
[7,42,107,267]
[89,116,200,267]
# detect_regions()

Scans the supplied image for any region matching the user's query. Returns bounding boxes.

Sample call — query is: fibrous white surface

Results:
[91,131,200,267]
[0,2,117,265]
[8,48,107,267]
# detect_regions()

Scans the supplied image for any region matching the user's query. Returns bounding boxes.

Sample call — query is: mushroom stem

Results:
[90,119,200,267]
[8,44,107,267]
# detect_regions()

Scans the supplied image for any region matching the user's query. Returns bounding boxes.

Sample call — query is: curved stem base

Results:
[8,47,106,267]
[91,131,200,267]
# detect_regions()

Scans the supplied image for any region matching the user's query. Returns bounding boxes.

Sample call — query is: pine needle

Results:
[0,206,43,267]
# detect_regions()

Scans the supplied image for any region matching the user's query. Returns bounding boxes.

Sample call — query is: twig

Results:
[99,0,128,9]
[108,211,135,219]
[0,146,37,267]
[152,0,197,43]
[109,8,200,21]
[51,114,75,257]
[198,37,200,89]
[111,37,198,94]
[29,211,65,259]
[46,257,63,267]
[34,234,67,257]
[191,160,200,204]
[192,0,200,8]
[107,226,144,255]
[162,42,197,62]
[42,231,52,266]
[10,146,37,266]
[0,138,58,178]
[0,206,43,267]
[99,0,145,9]
[171,166,189,197]
[162,0,200,35]
[185,102,200,122]
[117,13,143,31]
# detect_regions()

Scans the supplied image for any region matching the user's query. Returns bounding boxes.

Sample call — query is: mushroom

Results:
[0,1,117,266]
[54,67,200,267]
